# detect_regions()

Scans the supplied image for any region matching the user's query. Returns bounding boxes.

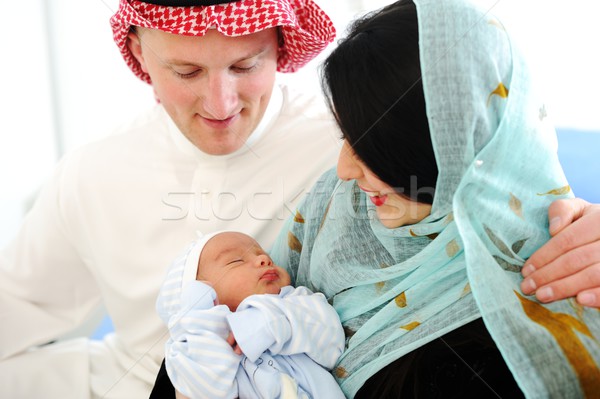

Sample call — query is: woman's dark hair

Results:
[321,0,437,204]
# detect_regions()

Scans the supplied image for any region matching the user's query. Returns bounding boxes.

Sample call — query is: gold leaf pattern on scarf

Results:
[287,232,302,253]
[395,292,407,308]
[461,283,471,298]
[375,281,385,293]
[318,199,333,233]
[512,239,528,254]
[401,321,420,331]
[410,229,439,240]
[445,213,454,224]
[343,326,356,339]
[515,291,600,395]
[484,225,513,258]
[446,239,460,258]
[293,211,305,223]
[493,255,521,273]
[488,18,505,30]
[539,104,548,121]
[487,82,509,105]
[334,366,349,378]
[569,298,585,321]
[537,185,571,196]
[488,18,506,30]
[379,262,390,269]
[509,193,523,219]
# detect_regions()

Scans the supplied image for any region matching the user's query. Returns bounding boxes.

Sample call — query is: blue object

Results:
[556,129,600,203]
[91,314,114,340]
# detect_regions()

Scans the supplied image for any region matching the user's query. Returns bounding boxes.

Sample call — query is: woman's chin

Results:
[376,209,406,229]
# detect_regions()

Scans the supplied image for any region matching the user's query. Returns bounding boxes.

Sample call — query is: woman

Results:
[270,0,600,397]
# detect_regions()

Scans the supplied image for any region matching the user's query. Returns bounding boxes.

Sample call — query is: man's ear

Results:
[127,30,149,73]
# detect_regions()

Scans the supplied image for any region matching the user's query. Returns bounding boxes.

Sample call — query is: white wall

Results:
[487,0,600,132]
[0,1,56,245]
[1,0,600,248]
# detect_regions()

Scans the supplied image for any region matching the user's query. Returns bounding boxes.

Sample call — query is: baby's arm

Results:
[166,281,241,398]
[227,286,345,369]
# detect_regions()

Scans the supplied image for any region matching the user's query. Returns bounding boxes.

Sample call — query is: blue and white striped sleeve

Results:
[228,286,345,370]
[165,281,242,399]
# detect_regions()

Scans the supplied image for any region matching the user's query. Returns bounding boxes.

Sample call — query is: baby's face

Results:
[197,232,291,310]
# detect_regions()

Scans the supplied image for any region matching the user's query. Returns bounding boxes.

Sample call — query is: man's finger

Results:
[577,288,600,308]
[546,198,590,236]
[521,240,600,294]
[527,262,600,305]
[524,205,600,275]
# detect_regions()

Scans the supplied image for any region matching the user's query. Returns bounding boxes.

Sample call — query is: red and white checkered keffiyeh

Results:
[110,0,336,84]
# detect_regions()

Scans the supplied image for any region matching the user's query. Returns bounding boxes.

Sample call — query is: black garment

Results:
[354,318,525,399]
[149,359,175,399]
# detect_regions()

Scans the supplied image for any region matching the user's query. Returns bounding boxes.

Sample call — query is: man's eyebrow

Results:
[164,46,268,67]
[230,47,268,63]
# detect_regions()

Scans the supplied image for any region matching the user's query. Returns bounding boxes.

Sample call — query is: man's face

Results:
[128,27,278,155]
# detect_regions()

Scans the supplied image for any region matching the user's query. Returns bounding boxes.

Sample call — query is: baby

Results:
[155,231,345,399]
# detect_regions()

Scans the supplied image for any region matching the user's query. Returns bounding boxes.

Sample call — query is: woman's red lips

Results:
[359,186,388,206]
[369,194,388,206]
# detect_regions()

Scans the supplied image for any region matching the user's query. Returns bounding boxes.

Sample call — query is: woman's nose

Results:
[337,141,363,181]
[255,254,273,267]
[202,73,238,120]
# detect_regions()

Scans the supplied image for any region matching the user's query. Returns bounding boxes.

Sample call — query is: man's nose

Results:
[203,73,238,120]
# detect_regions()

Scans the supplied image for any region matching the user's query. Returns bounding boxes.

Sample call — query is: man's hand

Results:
[521,198,600,307]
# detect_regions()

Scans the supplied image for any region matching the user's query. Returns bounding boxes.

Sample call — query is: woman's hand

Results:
[521,198,600,307]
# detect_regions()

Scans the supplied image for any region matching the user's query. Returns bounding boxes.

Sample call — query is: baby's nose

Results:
[256,254,273,267]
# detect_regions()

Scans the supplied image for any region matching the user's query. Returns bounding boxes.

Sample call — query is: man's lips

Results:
[199,114,238,129]
[359,186,388,206]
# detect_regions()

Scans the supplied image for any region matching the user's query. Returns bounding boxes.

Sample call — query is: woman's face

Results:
[337,140,432,228]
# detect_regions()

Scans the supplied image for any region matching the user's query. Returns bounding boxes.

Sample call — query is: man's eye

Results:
[232,65,257,73]
[173,69,200,79]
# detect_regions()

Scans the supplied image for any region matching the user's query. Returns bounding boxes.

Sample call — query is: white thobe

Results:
[0,83,341,398]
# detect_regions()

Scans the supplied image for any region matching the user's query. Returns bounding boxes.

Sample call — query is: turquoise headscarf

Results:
[271,0,600,397]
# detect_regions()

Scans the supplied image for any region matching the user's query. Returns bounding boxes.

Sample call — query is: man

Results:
[0,1,340,397]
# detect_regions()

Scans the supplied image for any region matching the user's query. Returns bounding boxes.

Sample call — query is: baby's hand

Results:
[227,332,243,355]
